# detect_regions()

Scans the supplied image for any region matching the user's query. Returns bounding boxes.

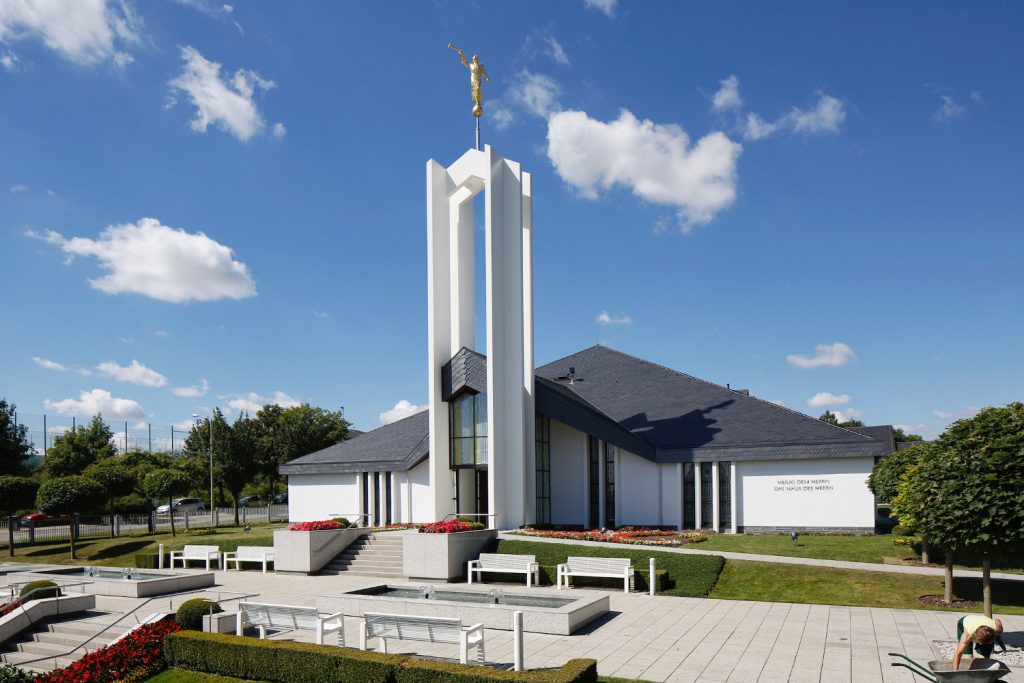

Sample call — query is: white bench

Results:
[169,544,221,570]
[222,546,275,573]
[557,556,634,593]
[359,612,484,665]
[467,553,540,587]
[236,601,345,646]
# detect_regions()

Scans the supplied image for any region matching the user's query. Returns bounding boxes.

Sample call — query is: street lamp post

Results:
[191,412,214,520]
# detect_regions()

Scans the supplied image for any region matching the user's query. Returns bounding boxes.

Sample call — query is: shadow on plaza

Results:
[950,576,1024,613]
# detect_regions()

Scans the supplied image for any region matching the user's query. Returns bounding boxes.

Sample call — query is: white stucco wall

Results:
[616,449,661,526]
[287,473,360,523]
[408,459,432,523]
[548,419,585,525]
[736,457,875,530]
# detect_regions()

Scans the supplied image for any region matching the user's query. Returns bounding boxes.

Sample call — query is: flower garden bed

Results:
[37,619,181,683]
[510,526,707,547]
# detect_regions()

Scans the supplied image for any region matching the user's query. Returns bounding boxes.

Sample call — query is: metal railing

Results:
[328,513,369,528]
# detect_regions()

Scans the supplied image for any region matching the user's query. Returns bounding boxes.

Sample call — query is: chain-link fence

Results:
[12,411,195,461]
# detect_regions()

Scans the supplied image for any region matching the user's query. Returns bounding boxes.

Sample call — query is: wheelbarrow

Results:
[889,652,1011,682]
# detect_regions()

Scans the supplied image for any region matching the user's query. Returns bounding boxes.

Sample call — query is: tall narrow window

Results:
[384,471,393,525]
[361,472,369,524]
[588,436,600,529]
[535,415,551,525]
[683,463,695,529]
[604,442,616,528]
[700,463,713,529]
[449,393,488,467]
[718,461,731,530]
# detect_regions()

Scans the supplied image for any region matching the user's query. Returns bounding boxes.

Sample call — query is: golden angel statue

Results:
[449,43,490,117]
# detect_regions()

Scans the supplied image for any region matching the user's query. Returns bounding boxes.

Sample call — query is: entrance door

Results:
[475,469,489,517]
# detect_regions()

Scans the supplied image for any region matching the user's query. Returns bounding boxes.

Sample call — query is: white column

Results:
[730,461,739,534]
[694,465,702,530]
[449,186,475,352]
[712,462,720,532]
[581,433,590,527]
[613,446,621,528]
[405,471,413,524]
[522,172,536,526]
[391,472,400,525]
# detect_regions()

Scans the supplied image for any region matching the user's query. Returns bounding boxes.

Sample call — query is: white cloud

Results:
[934,95,964,122]
[491,107,515,131]
[743,93,846,140]
[379,399,426,425]
[312,310,330,319]
[712,75,742,111]
[583,0,617,17]
[547,109,742,232]
[32,356,68,372]
[77,367,93,377]
[153,330,169,337]
[786,341,856,369]
[30,217,256,303]
[271,122,286,139]
[44,388,144,419]
[0,0,140,68]
[9,184,28,193]
[222,390,300,414]
[173,379,209,398]
[807,391,851,408]
[895,423,932,436]
[932,406,980,421]
[168,46,275,142]
[832,407,865,422]
[510,70,562,120]
[96,359,167,387]
[544,35,569,66]
[596,310,632,325]
[1,50,18,70]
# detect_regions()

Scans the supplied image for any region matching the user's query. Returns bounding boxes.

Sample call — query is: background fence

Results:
[1,505,289,550]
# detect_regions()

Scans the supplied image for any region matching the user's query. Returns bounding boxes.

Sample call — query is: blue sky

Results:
[1,0,1021,443]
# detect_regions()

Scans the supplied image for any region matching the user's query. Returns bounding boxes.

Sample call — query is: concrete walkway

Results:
[498,532,1024,583]
[3,565,1020,682]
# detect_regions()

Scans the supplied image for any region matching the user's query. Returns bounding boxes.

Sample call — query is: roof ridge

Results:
[567,345,879,444]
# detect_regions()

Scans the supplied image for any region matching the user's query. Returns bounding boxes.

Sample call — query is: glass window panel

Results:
[475,436,488,465]
[474,393,488,436]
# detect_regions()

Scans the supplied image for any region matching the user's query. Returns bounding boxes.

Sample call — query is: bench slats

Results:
[564,556,631,572]
[475,554,535,570]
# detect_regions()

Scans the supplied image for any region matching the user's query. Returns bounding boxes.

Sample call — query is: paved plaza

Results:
[3,563,1020,682]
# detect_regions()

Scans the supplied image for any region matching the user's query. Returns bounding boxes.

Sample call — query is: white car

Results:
[155,498,206,514]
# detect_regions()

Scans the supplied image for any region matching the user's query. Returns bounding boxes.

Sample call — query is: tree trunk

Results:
[169,497,177,537]
[982,557,992,618]
[109,502,116,539]
[233,499,240,527]
[944,551,954,603]
[68,517,76,560]
[921,535,930,564]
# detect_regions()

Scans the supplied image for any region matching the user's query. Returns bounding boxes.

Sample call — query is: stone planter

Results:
[403,529,497,581]
[0,593,95,645]
[204,611,237,634]
[273,527,367,574]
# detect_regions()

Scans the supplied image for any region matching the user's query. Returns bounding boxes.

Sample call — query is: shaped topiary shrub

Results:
[176,598,223,631]
[19,580,60,602]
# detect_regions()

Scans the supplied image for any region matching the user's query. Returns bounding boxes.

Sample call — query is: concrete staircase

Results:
[0,611,124,674]
[320,533,405,578]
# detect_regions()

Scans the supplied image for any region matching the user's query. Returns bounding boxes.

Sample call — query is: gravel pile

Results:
[933,640,1024,667]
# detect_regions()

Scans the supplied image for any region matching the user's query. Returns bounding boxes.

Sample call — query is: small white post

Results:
[158,543,165,569]
[649,557,656,595]
[513,610,524,671]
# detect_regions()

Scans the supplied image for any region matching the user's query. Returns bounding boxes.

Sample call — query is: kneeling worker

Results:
[953,614,1006,670]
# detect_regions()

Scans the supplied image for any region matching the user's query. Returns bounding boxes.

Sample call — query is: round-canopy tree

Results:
[144,469,190,537]
[0,476,39,516]
[35,475,105,559]
[868,442,935,504]
[893,403,1024,616]
[85,461,135,538]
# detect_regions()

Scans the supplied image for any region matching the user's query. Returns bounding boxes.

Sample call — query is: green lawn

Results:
[697,532,920,564]
[494,539,724,596]
[147,669,268,682]
[6,525,284,567]
[710,560,1024,614]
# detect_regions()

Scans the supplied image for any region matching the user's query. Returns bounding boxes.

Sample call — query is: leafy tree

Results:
[893,404,1024,615]
[144,468,190,537]
[0,399,34,476]
[868,442,935,504]
[0,476,39,515]
[182,409,232,507]
[818,410,864,428]
[254,404,349,497]
[44,415,116,478]
[85,461,134,537]
[222,414,260,525]
[891,427,924,442]
[35,475,105,559]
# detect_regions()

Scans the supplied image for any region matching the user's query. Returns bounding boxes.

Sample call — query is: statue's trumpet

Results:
[448,43,463,54]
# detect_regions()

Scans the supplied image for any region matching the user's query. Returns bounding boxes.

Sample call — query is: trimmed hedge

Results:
[176,598,223,631]
[165,631,597,683]
[19,580,60,602]
[135,552,170,569]
[492,539,724,597]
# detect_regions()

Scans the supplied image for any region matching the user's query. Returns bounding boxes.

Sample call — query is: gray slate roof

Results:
[282,345,894,474]
[278,408,429,475]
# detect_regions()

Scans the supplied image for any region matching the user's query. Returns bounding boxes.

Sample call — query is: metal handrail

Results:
[328,513,369,528]
[15,587,259,667]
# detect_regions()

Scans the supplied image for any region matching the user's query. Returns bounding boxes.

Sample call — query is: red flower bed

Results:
[512,527,703,547]
[286,520,342,531]
[418,520,474,534]
[36,619,181,683]
[0,600,21,618]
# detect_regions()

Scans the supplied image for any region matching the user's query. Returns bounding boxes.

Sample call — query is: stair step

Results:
[33,631,116,648]
[326,562,404,572]
[8,640,67,656]
[319,569,405,578]
[0,651,79,669]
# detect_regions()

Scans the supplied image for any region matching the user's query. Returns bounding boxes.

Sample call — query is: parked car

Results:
[271,493,288,504]
[19,512,58,526]
[237,495,262,507]
[155,498,206,514]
